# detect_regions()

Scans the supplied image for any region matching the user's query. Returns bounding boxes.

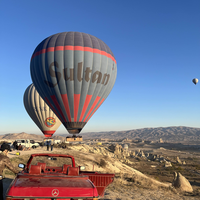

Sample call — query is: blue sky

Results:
[0,0,200,136]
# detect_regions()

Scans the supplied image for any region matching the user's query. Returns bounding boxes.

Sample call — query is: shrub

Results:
[99,159,107,168]
[177,166,183,171]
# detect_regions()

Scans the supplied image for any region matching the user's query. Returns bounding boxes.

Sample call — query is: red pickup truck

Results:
[6,153,115,200]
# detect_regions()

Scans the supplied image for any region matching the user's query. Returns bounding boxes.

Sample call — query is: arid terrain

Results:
[2,127,200,199]
[2,140,200,199]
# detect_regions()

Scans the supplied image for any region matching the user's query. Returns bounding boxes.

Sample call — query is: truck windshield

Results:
[31,156,73,167]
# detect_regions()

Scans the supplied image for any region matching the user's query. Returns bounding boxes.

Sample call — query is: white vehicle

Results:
[43,138,62,145]
[16,139,39,149]
[54,139,61,144]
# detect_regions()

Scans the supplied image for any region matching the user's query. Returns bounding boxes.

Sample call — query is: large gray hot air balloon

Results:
[30,32,117,135]
[24,84,62,137]
[192,78,198,85]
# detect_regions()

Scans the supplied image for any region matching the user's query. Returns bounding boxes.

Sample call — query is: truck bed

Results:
[80,171,115,196]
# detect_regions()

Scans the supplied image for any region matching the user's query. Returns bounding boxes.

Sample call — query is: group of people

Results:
[12,141,31,151]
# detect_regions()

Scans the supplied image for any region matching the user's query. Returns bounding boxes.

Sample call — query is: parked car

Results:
[54,139,62,144]
[7,142,14,150]
[16,139,39,149]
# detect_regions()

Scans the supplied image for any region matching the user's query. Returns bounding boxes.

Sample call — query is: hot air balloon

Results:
[192,78,198,85]
[30,32,117,136]
[24,84,62,137]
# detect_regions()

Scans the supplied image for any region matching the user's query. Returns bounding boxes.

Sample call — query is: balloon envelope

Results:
[192,78,198,85]
[23,84,62,137]
[30,32,117,134]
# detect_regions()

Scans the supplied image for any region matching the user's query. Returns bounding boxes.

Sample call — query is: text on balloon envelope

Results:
[44,62,111,88]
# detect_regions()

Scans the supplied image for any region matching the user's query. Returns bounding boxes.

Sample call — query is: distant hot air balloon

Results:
[23,84,62,137]
[192,78,198,85]
[30,32,117,135]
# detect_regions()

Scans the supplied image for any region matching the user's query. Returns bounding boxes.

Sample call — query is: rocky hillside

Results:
[82,126,200,144]
[2,126,200,144]
[0,132,65,141]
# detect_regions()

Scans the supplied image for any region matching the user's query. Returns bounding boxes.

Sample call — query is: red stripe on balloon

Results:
[79,94,92,122]
[74,94,80,122]
[74,46,84,51]
[32,49,46,58]
[44,97,63,121]
[50,95,67,122]
[31,45,116,63]
[86,98,104,122]
[61,94,71,122]
[83,96,101,122]
[46,47,55,52]
[55,46,64,51]
[64,46,74,50]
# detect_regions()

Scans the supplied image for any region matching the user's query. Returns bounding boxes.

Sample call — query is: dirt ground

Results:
[3,144,200,200]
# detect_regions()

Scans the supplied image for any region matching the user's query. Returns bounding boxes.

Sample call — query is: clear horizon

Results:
[1,125,200,136]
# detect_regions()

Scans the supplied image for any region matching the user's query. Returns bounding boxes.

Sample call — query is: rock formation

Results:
[138,150,145,157]
[130,151,135,157]
[164,161,172,167]
[176,156,182,164]
[182,161,186,165]
[107,144,130,159]
[159,138,164,143]
[172,172,193,193]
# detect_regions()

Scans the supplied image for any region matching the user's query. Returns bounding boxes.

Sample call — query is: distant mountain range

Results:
[81,126,200,144]
[0,132,65,142]
[1,126,200,144]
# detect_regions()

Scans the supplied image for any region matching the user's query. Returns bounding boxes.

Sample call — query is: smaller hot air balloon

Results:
[24,84,62,137]
[192,78,198,85]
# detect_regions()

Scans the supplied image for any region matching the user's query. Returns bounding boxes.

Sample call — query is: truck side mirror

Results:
[18,163,25,169]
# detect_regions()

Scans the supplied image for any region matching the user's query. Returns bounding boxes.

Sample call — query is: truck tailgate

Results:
[81,172,115,196]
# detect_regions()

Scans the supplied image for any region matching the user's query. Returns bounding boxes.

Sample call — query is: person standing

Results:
[0,143,20,200]
[49,140,51,151]
[47,140,50,151]
[50,139,54,151]
[13,141,17,150]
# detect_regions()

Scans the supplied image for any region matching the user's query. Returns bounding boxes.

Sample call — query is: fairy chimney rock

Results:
[173,172,193,193]
[164,161,172,167]
[176,157,182,164]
